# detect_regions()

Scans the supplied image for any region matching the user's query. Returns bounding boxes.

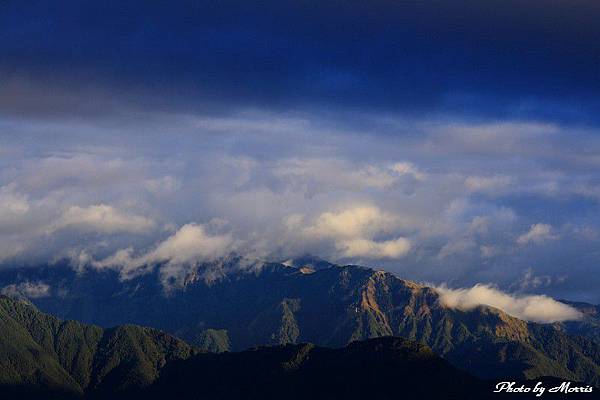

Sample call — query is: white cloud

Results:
[146,223,232,265]
[94,223,234,284]
[305,205,394,239]
[517,223,559,246]
[51,204,155,234]
[2,110,600,302]
[336,237,411,258]
[299,205,411,259]
[435,283,582,323]
[1,281,51,299]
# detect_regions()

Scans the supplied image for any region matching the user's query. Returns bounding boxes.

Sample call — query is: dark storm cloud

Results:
[1,0,600,122]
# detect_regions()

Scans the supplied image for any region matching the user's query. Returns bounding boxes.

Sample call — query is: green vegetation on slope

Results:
[0,295,195,396]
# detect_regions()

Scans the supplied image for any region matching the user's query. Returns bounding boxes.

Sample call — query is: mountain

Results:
[141,336,509,400]
[559,300,600,342]
[144,336,600,400]
[0,295,195,398]
[0,294,545,400]
[2,299,593,400]
[1,258,599,385]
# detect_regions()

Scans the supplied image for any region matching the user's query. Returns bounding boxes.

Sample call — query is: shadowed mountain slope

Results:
[1,258,599,385]
[0,296,195,397]
[0,293,598,399]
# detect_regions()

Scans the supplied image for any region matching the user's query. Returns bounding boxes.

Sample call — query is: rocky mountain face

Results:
[1,257,599,385]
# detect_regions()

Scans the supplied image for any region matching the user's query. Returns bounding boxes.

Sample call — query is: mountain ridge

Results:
[0,258,599,385]
[0,295,196,396]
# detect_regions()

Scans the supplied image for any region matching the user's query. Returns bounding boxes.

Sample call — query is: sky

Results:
[1,1,600,303]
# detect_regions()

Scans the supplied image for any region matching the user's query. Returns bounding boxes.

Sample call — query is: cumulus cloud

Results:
[305,206,395,239]
[93,223,234,285]
[145,223,232,265]
[299,205,411,259]
[51,204,155,234]
[435,283,582,323]
[517,223,559,246]
[1,281,51,299]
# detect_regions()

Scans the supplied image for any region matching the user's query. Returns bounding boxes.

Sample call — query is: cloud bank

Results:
[435,284,582,323]
[0,110,599,302]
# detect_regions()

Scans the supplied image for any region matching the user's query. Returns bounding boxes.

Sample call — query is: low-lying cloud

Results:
[1,281,51,299]
[435,283,582,323]
[92,223,234,287]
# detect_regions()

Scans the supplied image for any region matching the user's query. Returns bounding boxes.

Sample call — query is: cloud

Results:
[479,245,498,258]
[517,223,559,246]
[465,175,512,194]
[93,223,234,285]
[0,184,30,222]
[336,237,411,259]
[1,107,600,302]
[437,239,476,260]
[145,223,232,266]
[144,176,180,195]
[512,268,567,292]
[51,204,155,234]
[390,162,425,181]
[1,281,51,299]
[305,206,395,239]
[270,159,423,197]
[435,283,582,323]
[299,205,411,259]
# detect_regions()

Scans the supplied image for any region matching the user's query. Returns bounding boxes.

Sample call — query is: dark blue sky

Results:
[2,1,600,122]
[1,1,600,305]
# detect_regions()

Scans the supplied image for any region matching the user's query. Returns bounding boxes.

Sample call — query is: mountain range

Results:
[3,295,598,399]
[1,255,599,388]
